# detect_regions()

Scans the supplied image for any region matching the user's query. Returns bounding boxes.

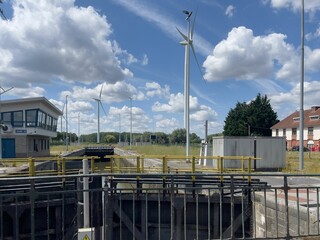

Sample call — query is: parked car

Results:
[291,146,310,151]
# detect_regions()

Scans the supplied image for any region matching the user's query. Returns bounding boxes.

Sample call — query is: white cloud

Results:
[156,118,180,132]
[142,54,149,66]
[203,26,298,82]
[267,0,320,12]
[10,85,46,98]
[0,0,133,87]
[64,82,144,103]
[225,5,235,18]
[145,82,170,98]
[190,105,218,121]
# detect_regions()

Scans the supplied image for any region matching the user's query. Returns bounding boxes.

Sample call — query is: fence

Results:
[0,172,319,239]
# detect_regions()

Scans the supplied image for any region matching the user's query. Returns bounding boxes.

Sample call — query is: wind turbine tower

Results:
[177,10,202,157]
[93,84,107,144]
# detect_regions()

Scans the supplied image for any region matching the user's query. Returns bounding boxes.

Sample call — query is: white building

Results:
[1,97,62,158]
[271,106,320,151]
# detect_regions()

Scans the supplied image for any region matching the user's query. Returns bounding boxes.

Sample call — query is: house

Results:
[0,97,62,158]
[271,106,320,150]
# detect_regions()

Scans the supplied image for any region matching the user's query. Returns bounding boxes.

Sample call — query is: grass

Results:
[49,144,320,174]
[284,151,320,173]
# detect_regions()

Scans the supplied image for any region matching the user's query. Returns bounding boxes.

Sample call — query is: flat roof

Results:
[1,97,63,116]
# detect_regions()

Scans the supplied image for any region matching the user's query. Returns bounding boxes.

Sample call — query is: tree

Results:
[223,93,278,136]
[104,134,117,144]
[170,128,186,144]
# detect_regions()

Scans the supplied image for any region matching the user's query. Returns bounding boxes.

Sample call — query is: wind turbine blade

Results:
[99,83,104,100]
[191,44,206,82]
[100,102,108,117]
[176,27,188,42]
[191,7,198,38]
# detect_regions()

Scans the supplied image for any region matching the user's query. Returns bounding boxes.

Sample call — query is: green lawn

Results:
[50,144,320,173]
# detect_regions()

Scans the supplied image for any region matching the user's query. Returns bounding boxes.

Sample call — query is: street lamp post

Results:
[299,0,305,170]
[129,97,132,150]
[65,95,68,151]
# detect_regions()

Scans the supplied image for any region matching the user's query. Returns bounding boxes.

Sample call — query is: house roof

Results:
[271,106,320,129]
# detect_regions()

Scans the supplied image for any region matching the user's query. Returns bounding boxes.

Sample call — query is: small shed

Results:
[206,136,286,170]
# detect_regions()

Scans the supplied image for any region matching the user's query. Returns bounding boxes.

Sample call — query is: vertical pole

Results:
[83,157,90,228]
[299,0,305,170]
[130,97,132,150]
[184,16,191,158]
[65,95,68,151]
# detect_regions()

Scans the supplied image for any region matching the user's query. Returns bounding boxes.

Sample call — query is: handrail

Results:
[0,155,261,179]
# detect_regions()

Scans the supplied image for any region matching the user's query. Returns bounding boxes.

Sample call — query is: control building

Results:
[0,97,62,158]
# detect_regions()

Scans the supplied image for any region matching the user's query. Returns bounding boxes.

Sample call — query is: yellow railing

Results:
[0,155,260,179]
[0,156,101,177]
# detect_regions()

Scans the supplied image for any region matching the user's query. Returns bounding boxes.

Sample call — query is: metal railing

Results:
[0,155,260,178]
[0,172,319,239]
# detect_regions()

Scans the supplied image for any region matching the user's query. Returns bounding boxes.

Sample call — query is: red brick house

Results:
[271,106,320,150]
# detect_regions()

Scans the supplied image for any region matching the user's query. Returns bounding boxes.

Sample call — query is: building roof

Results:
[271,106,320,129]
[1,97,63,116]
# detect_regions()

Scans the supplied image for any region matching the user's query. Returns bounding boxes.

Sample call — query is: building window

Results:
[310,115,319,120]
[283,128,286,136]
[308,127,313,136]
[1,112,11,125]
[292,128,297,135]
[293,117,300,122]
[276,129,279,136]
[26,109,38,127]
[13,111,23,127]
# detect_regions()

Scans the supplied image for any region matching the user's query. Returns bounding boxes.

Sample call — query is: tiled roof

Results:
[271,106,320,129]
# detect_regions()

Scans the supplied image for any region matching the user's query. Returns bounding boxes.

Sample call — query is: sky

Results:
[0,0,320,138]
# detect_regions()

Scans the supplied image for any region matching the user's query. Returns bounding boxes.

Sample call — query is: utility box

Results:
[78,228,95,240]
[206,136,286,170]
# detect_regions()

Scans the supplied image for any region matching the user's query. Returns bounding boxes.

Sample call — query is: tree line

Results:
[52,94,278,145]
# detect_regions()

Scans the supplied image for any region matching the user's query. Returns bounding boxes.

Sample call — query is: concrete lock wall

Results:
[208,136,286,170]
[253,192,320,238]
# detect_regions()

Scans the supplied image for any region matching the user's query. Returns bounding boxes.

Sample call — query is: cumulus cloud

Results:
[156,118,180,132]
[203,26,299,82]
[63,81,144,103]
[0,0,133,87]
[145,82,170,98]
[190,105,218,121]
[225,5,235,18]
[267,0,320,12]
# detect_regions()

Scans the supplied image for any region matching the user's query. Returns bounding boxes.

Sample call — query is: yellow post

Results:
[136,156,140,173]
[62,158,66,175]
[162,156,167,181]
[110,157,114,173]
[91,157,95,173]
[29,157,35,176]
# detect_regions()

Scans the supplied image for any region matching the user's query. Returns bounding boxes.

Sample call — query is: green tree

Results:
[104,134,117,144]
[223,93,278,136]
[170,128,186,144]
[190,133,201,144]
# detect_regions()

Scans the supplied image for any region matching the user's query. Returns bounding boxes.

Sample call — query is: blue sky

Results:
[1,0,320,138]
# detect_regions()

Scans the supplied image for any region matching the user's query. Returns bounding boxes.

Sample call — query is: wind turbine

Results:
[93,83,107,144]
[177,9,204,157]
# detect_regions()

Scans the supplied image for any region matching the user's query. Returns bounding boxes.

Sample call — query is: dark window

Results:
[283,128,286,136]
[26,110,37,127]
[308,127,313,136]
[292,128,297,135]
[13,111,23,127]
[2,112,11,125]
[276,129,279,136]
